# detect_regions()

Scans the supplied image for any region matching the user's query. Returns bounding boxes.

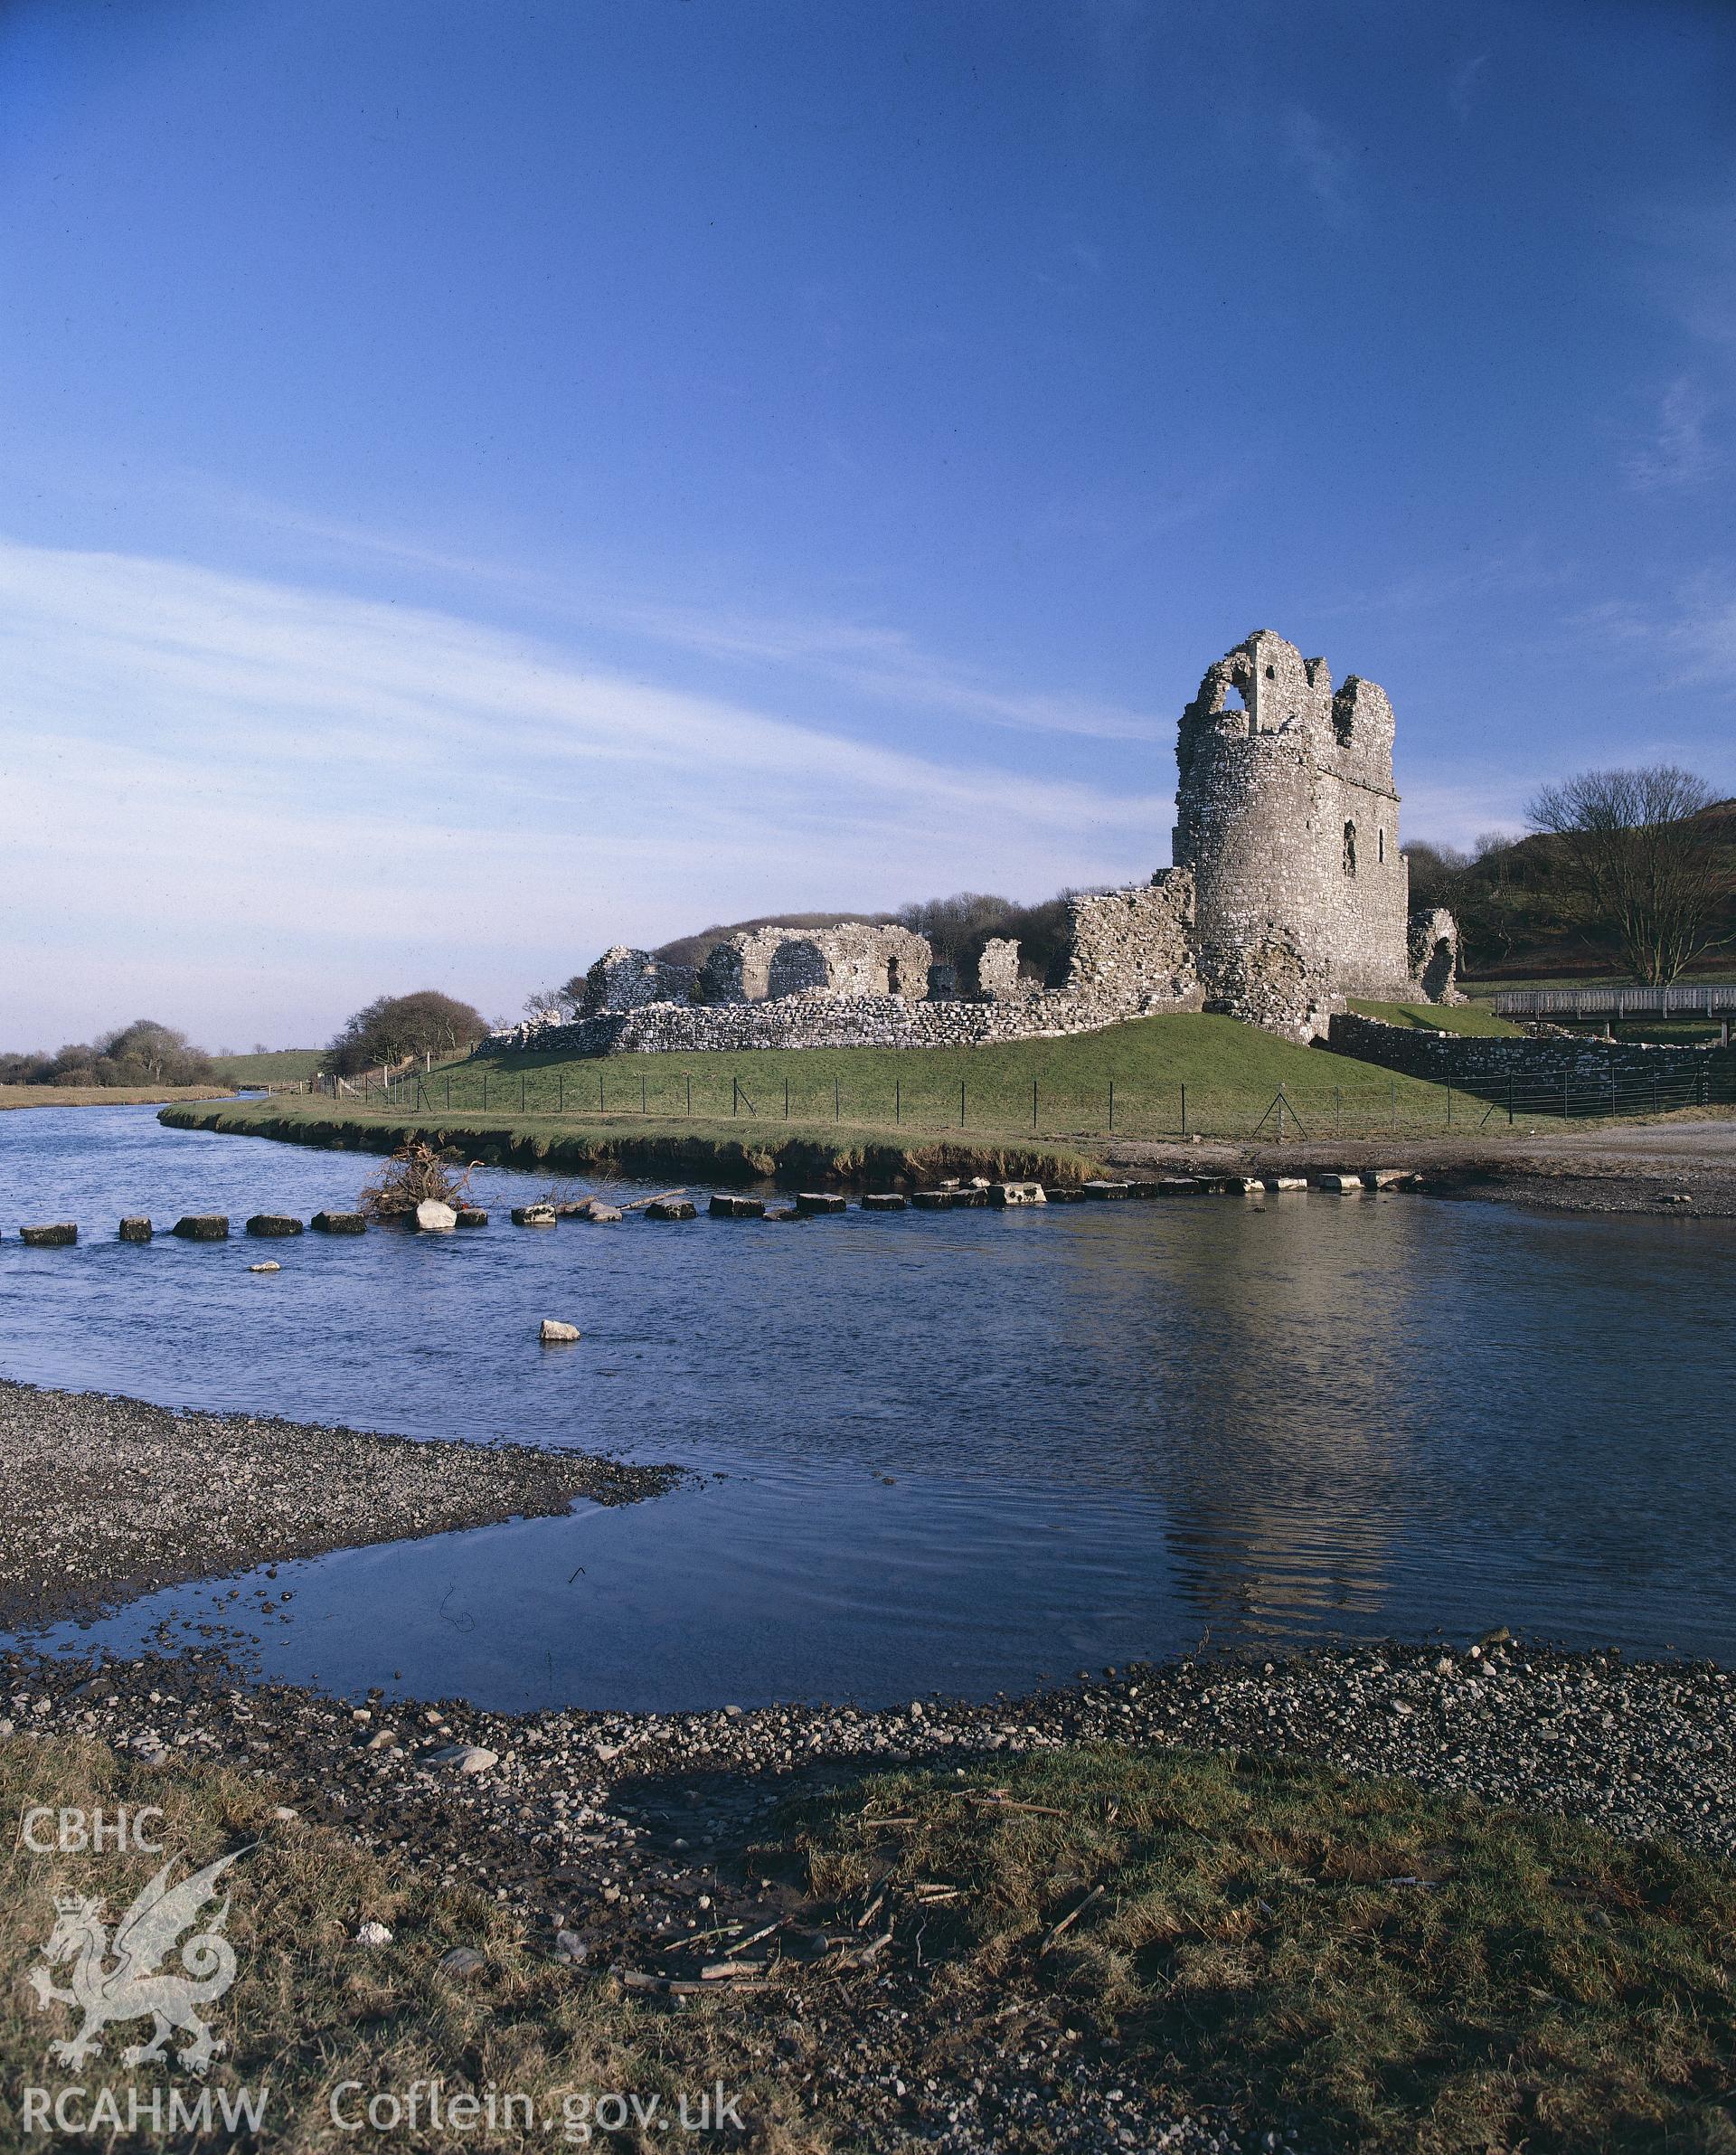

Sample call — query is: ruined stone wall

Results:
[1055,875,1200,1007]
[493,873,1204,1058]
[1327,1013,1734,1095]
[696,922,931,1004]
[579,947,696,1016]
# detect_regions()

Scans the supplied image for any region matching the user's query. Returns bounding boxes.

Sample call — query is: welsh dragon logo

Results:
[27,1848,246,2075]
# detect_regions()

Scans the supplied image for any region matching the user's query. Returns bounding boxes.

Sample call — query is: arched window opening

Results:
[886,956,901,997]
[1264,664,1276,679]
[1343,821,1357,877]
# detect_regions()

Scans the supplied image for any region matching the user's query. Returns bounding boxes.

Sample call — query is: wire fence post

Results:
[1508,1073,1514,1126]
[784,1076,789,1121]
[959,1078,967,1129]
[1108,1079,1114,1134]
[1563,1069,1571,1123]
[732,1076,739,1118]
[1275,1088,1286,1142]
[482,1073,488,1112]
[686,1074,693,1117]
[641,1073,647,1116]
[558,1073,564,1116]
[1446,1082,1453,1129]
[520,1073,526,1113]
[1390,1077,1397,1135]
[1334,1085,1342,1138]
[895,1078,901,1127]
[1180,1082,1188,1137]
[834,1075,840,1123]
[1032,1078,1038,1134]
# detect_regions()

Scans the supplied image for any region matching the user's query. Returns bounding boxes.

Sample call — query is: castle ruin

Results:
[495,629,1457,1057]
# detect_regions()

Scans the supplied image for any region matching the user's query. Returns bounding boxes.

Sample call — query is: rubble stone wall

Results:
[1327,1013,1733,1093]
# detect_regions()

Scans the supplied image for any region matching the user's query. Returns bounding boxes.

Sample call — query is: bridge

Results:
[1490,983,1735,1043]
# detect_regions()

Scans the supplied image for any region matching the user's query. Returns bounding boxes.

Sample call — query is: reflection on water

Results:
[3,1105,1734,1706]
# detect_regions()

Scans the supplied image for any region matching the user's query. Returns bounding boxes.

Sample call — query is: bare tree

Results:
[1525,765,1726,984]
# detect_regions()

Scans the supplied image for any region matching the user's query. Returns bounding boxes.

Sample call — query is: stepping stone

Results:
[1261,1177,1307,1192]
[1362,1168,1408,1188]
[455,1206,488,1228]
[861,1192,907,1211]
[245,1214,304,1237]
[417,1200,458,1232]
[1081,1180,1132,1199]
[171,1215,229,1240]
[539,1319,581,1343]
[709,1194,766,1218]
[644,1198,696,1221]
[795,1192,846,1215]
[987,1182,1047,1205]
[510,1204,557,1226]
[118,1215,152,1242]
[950,1186,989,1207]
[20,1223,77,1246]
[910,1189,955,1209]
[1043,1186,1089,1203]
[1316,1173,1364,1194]
[310,1210,367,1233]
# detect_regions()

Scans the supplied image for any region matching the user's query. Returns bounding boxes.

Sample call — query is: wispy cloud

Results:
[1283,108,1355,228]
[1448,52,1488,123]
[0,538,1174,1042]
[173,481,1166,744]
[1626,376,1719,490]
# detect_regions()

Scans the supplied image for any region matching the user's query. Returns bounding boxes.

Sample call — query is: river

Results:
[2,1102,1731,1708]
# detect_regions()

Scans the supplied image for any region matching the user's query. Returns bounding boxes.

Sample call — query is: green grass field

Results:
[207,1049,324,1085]
[1349,998,1523,1037]
[438,1013,1458,1141]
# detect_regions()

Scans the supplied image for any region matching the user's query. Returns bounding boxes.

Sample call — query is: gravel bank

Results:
[4,1634,1731,2152]
[0,1379,678,1631]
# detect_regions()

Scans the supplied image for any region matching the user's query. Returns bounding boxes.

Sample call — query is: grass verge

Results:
[790,1747,1736,2155]
[156,1101,1106,1189]
[0,1085,236,1113]
[1348,1000,1524,1037]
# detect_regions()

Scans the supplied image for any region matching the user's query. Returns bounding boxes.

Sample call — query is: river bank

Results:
[1,1083,237,1112]
[6,1635,1736,2151]
[157,1095,1736,1215]
[0,1380,678,1631]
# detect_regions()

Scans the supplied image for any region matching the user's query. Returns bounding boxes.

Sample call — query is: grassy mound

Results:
[791,1747,1736,2154]
[375,1012,1459,1143]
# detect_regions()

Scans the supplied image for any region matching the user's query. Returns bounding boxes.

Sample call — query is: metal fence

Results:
[308,1058,1736,1141]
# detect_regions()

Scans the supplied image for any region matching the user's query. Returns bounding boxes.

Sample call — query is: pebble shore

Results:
[0,1378,678,1630]
[5,1633,1731,2152]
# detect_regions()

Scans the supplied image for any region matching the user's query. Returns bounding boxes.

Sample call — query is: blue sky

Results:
[3,0,1733,1044]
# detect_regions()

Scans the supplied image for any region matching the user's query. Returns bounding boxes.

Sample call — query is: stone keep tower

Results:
[1172,630,1415,1031]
